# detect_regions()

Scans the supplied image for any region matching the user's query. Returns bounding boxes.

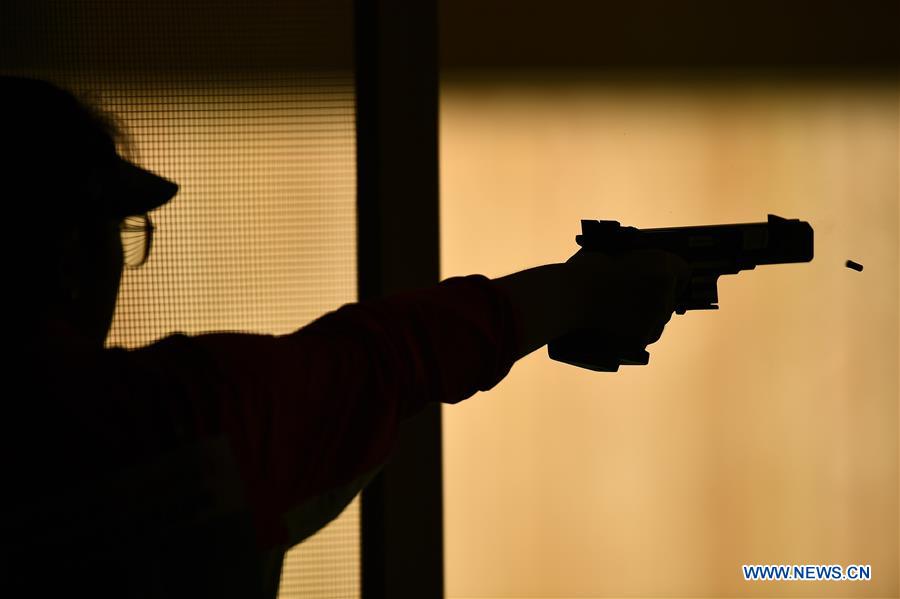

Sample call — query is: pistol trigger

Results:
[689,274,720,305]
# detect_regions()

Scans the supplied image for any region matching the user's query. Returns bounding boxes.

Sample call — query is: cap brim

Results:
[104,157,179,217]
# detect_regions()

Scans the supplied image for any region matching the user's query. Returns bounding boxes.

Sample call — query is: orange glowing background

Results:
[440,76,898,598]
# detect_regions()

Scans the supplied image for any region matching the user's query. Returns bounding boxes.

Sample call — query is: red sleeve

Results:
[125,273,520,546]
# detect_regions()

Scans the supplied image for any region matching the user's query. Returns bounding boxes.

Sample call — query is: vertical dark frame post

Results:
[355,1,443,598]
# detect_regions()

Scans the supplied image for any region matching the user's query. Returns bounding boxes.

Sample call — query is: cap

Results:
[103,155,179,218]
[1,75,179,218]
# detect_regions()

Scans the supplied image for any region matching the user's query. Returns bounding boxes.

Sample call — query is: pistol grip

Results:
[547,330,650,372]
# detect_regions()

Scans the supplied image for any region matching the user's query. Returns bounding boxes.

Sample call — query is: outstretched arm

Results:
[95,250,688,550]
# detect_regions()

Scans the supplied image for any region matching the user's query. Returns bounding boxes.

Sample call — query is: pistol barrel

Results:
[577,214,814,272]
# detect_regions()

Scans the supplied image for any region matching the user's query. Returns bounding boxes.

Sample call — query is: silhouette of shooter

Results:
[1,77,690,597]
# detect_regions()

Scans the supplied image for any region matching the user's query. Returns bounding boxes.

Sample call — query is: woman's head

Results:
[1,76,178,347]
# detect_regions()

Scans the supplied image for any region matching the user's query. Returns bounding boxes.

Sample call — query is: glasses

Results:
[120,213,154,268]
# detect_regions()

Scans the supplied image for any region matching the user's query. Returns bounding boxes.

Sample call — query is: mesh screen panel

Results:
[2,2,360,597]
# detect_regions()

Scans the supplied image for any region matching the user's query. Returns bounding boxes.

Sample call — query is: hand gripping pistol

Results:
[547,214,814,372]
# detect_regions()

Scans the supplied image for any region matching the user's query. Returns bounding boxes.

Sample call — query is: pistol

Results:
[547,214,814,372]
